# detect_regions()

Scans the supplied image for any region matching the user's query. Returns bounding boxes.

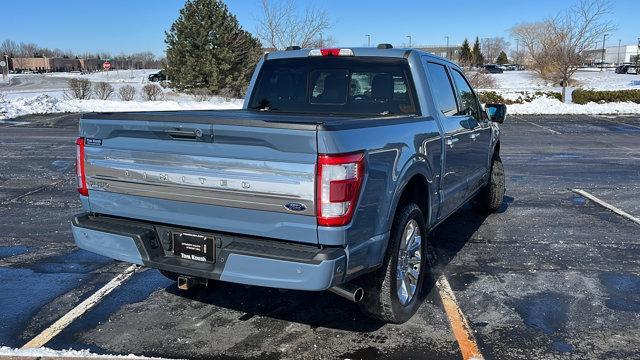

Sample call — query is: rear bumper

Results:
[71,214,347,291]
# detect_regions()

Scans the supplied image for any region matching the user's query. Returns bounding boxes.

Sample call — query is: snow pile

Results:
[0,346,172,359]
[0,94,243,119]
[508,97,640,115]
[0,94,62,119]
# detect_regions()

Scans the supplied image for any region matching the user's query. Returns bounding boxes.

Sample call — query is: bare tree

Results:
[66,78,92,100]
[142,84,163,101]
[94,82,114,100]
[511,0,615,102]
[118,85,137,101]
[466,69,497,89]
[18,42,39,57]
[0,40,19,56]
[481,37,510,64]
[256,0,332,49]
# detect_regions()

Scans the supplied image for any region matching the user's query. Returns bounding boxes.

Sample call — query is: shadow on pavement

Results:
[162,197,511,332]
[163,279,387,332]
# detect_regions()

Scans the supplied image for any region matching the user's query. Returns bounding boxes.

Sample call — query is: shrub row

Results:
[478,91,561,105]
[66,78,164,101]
[572,89,640,105]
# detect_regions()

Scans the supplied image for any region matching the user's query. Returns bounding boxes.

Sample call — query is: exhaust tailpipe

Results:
[329,284,364,303]
[177,275,207,290]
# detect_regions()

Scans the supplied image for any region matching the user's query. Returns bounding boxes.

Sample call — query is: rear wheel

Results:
[358,202,428,323]
[473,155,505,213]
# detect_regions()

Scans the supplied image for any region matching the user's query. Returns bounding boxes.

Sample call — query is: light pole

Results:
[637,37,640,66]
[617,39,621,65]
[601,34,607,71]
[515,38,519,67]
[366,34,371,47]
[2,54,7,81]
[406,35,412,48]
[445,36,450,59]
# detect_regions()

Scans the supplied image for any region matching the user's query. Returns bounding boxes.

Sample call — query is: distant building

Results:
[583,45,640,65]
[10,57,102,72]
[415,45,461,61]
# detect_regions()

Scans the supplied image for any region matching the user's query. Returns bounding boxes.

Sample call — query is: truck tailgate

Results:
[80,112,318,244]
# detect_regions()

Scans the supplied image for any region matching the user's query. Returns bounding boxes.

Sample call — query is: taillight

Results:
[75,137,88,196]
[309,48,354,57]
[317,152,364,226]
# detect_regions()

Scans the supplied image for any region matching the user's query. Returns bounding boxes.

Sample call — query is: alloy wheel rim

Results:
[396,219,422,306]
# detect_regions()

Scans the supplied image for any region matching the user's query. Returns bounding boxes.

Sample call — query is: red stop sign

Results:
[103,61,111,71]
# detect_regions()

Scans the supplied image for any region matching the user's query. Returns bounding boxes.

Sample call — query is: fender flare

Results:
[384,156,436,237]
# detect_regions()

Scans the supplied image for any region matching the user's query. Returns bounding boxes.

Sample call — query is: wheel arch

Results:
[493,140,501,158]
[386,162,436,237]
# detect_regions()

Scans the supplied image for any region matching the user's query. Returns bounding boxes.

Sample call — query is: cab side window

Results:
[451,69,481,121]
[426,63,458,117]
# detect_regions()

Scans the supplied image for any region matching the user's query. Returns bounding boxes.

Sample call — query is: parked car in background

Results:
[148,70,167,82]
[483,64,504,74]
[72,46,506,324]
[615,64,630,74]
[616,65,639,75]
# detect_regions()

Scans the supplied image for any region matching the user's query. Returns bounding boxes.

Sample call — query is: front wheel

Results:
[358,203,428,323]
[473,155,505,213]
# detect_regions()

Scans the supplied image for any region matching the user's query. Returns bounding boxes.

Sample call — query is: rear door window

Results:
[450,69,481,121]
[426,63,458,117]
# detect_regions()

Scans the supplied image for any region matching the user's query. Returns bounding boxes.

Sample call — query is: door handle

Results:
[446,137,459,148]
[165,129,203,140]
[470,133,479,141]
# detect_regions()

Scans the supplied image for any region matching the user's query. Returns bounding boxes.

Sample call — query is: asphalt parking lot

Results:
[0,113,639,359]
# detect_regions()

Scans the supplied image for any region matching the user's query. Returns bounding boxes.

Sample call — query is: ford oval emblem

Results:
[284,202,307,212]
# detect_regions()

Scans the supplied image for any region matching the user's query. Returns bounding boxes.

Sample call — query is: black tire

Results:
[473,155,505,213]
[358,203,428,323]
[159,269,180,281]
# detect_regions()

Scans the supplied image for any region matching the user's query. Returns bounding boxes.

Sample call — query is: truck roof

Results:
[263,47,458,67]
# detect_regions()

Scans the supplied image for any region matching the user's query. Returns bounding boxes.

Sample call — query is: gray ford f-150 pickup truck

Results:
[72,45,506,323]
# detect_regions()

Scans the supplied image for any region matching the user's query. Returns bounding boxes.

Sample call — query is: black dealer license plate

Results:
[173,233,214,263]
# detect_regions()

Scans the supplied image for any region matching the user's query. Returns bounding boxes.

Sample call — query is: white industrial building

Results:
[584,44,640,65]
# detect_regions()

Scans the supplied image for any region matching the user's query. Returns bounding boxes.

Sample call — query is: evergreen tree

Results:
[165,0,263,97]
[496,51,509,65]
[472,37,484,66]
[459,39,472,65]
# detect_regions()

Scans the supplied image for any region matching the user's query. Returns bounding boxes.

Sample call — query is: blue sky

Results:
[3,0,638,56]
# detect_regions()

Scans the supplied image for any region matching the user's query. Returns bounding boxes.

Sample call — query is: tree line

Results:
[0,39,163,68]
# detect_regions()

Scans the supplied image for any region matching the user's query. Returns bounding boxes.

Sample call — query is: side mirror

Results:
[485,103,507,123]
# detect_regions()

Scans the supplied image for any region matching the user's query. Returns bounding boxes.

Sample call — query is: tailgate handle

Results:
[165,129,202,140]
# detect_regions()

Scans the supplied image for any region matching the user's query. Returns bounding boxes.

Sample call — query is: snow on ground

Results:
[507,96,640,115]
[490,69,640,92]
[1,70,159,99]
[484,69,640,115]
[0,94,243,120]
[0,70,243,119]
[0,346,172,359]
[48,69,159,83]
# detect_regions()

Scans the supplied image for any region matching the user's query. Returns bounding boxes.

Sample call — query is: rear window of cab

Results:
[249,57,418,116]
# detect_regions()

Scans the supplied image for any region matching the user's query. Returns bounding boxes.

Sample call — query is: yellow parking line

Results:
[22,264,140,349]
[436,275,485,360]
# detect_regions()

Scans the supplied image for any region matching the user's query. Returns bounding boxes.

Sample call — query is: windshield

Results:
[248,57,418,116]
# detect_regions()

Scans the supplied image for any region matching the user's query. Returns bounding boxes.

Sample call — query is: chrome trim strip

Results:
[87,177,315,215]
